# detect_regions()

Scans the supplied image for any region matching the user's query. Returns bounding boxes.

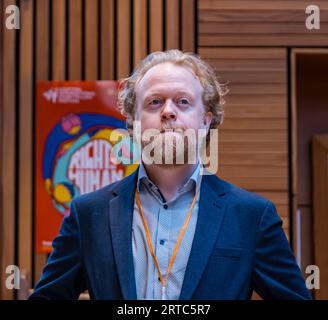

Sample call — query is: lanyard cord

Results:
[135,187,199,291]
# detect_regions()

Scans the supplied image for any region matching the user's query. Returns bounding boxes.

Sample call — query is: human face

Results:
[135,62,212,165]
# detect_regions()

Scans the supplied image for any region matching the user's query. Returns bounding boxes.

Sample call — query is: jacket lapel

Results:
[179,174,228,300]
[108,170,138,299]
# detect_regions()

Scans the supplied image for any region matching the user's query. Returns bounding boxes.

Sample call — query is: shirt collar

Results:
[137,161,203,194]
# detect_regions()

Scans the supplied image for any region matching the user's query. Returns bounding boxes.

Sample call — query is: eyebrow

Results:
[143,90,196,101]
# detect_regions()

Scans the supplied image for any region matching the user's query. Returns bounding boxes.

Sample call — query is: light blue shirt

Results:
[132,162,202,300]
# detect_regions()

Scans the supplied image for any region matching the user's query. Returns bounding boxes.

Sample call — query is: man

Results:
[30,50,311,300]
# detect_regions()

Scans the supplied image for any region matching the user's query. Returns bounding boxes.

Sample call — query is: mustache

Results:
[159,124,185,133]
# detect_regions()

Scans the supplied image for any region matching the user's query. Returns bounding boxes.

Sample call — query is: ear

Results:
[203,111,213,130]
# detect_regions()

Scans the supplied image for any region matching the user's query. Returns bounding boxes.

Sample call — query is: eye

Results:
[148,98,163,107]
[177,97,191,106]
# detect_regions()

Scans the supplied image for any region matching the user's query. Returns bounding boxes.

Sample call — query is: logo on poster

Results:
[43,87,96,104]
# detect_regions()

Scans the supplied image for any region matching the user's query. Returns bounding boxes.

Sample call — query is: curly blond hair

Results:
[118,50,228,142]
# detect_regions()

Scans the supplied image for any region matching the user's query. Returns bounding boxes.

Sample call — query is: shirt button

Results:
[160,239,165,245]
[163,204,168,209]
[148,183,152,187]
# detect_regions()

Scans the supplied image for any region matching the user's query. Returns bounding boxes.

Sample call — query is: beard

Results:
[141,124,199,167]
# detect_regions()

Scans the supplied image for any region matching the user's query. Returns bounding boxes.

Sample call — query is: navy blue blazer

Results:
[30,169,311,300]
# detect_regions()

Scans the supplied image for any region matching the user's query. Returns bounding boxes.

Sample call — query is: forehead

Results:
[135,62,203,98]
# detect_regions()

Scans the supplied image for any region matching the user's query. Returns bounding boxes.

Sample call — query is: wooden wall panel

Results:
[199,47,289,235]
[85,0,99,80]
[1,0,17,301]
[150,0,163,52]
[18,0,33,293]
[36,0,50,81]
[34,0,50,285]
[101,0,115,80]
[52,0,66,80]
[134,0,147,66]
[182,0,195,52]
[117,0,131,78]
[166,0,180,49]
[199,0,328,46]
[150,0,196,53]
[69,0,82,80]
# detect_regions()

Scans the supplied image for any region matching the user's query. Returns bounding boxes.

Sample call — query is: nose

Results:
[160,100,177,122]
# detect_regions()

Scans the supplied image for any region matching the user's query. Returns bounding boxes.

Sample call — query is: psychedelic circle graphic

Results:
[43,113,138,216]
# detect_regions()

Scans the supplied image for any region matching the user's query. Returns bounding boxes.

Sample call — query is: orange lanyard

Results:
[135,187,199,300]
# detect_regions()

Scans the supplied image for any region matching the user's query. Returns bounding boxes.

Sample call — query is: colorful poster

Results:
[35,81,137,253]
